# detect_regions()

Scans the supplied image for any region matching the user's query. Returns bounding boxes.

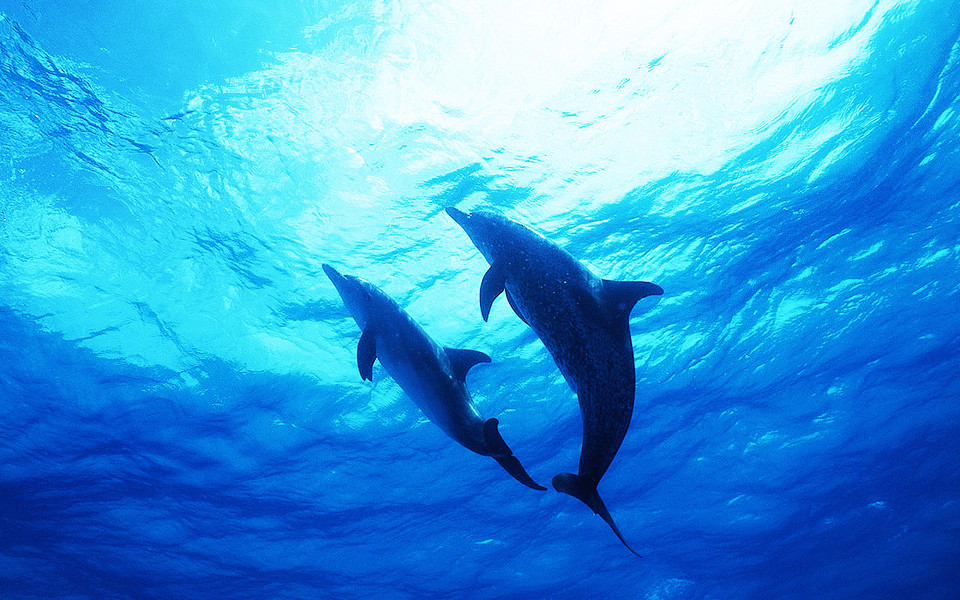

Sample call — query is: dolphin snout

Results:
[445,206,469,227]
[323,264,353,293]
[322,263,342,282]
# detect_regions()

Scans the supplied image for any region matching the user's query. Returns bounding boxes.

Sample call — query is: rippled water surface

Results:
[2,1,959,598]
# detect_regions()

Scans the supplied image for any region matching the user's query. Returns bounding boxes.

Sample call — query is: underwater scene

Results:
[1,1,959,598]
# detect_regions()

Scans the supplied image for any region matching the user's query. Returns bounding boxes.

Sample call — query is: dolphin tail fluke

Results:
[552,472,642,557]
[494,454,547,491]
[484,418,547,491]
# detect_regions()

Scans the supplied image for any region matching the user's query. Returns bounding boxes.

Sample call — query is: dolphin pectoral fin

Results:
[484,418,547,491]
[504,288,528,325]
[602,279,664,321]
[357,327,377,381]
[444,347,491,381]
[552,472,642,557]
[480,264,506,322]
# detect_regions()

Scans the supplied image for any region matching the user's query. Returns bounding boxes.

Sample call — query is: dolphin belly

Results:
[510,285,636,481]
[375,330,482,439]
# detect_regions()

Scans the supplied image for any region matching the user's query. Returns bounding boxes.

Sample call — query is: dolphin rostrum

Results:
[322,264,545,491]
[445,208,662,556]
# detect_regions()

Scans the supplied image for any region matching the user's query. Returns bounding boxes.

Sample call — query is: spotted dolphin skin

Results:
[445,208,662,556]
[322,264,545,491]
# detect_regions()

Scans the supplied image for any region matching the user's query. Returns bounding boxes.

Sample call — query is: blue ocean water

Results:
[1,0,959,598]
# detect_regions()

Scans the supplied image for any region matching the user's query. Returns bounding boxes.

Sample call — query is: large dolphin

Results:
[445,208,662,556]
[322,264,545,491]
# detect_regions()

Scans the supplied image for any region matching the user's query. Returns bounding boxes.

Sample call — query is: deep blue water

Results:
[2,1,959,598]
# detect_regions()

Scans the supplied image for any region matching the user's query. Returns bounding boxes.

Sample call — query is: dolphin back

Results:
[552,472,642,557]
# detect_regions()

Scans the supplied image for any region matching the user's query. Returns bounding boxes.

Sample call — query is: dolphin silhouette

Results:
[445,208,662,556]
[322,264,545,491]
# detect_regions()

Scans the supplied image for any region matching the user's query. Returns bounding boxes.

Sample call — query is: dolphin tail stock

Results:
[552,472,642,557]
[483,418,547,491]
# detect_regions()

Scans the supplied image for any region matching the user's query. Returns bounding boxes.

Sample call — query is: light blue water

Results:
[1,1,959,598]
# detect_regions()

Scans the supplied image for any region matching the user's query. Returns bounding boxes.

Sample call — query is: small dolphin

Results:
[322,264,545,491]
[445,208,662,556]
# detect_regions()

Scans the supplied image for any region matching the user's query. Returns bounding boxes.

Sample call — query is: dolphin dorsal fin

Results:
[602,279,664,321]
[357,327,377,381]
[479,263,506,322]
[444,347,491,381]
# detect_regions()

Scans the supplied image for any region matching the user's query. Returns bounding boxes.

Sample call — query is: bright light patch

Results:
[360,0,906,204]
